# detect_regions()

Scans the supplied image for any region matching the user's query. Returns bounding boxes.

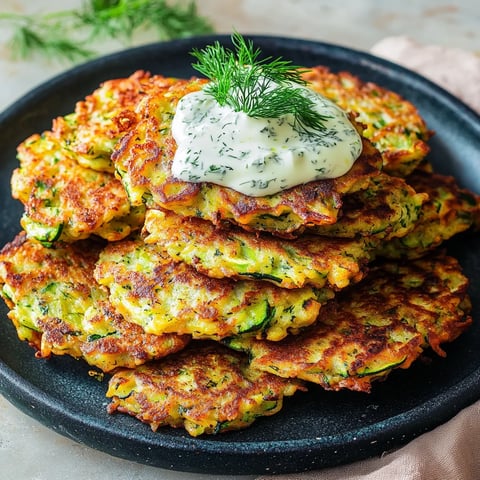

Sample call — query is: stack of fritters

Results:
[1,67,478,436]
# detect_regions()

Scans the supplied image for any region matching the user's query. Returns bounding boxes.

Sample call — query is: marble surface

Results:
[0,1,479,479]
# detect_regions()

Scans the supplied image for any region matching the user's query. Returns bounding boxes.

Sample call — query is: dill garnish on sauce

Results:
[190,32,330,136]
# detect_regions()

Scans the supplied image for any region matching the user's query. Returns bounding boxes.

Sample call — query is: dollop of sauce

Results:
[171,84,362,197]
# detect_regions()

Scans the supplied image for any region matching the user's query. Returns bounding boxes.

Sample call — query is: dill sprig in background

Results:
[0,0,214,62]
[191,33,330,134]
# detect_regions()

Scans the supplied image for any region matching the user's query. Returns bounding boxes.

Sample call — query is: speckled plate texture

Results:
[0,36,479,476]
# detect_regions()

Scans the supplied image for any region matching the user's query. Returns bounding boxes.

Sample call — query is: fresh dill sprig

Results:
[1,10,95,62]
[190,32,330,134]
[0,0,214,63]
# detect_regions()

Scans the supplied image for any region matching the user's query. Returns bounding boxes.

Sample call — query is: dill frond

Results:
[191,32,330,134]
[0,0,214,63]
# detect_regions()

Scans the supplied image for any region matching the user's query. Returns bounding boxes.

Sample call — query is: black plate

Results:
[1,35,480,476]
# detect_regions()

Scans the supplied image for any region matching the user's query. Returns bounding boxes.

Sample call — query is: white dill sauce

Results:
[171,83,362,197]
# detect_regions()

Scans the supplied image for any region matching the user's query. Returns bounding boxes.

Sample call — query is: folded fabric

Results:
[370,36,480,114]
[257,400,480,480]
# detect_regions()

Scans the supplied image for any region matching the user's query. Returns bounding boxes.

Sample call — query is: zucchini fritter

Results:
[304,66,432,177]
[0,234,189,371]
[226,252,472,392]
[51,71,179,173]
[11,131,145,244]
[94,238,333,341]
[11,72,179,244]
[107,342,305,436]
[310,173,427,239]
[375,170,480,259]
[112,78,384,236]
[143,209,375,289]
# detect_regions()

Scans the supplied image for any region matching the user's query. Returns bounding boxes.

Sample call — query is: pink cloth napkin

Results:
[370,36,480,114]
[257,37,480,480]
[258,401,480,480]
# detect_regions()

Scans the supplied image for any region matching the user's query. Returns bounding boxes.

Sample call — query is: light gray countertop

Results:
[0,1,479,479]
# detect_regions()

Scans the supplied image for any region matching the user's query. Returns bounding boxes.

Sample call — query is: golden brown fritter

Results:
[94,238,333,341]
[143,208,375,289]
[226,252,472,392]
[10,72,180,244]
[304,66,432,177]
[0,233,189,372]
[106,342,305,436]
[11,131,145,244]
[310,173,427,239]
[112,77,384,237]
[375,169,480,259]
[51,71,180,173]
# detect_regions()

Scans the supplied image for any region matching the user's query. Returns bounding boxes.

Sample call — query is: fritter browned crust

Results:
[304,66,432,177]
[112,77,384,237]
[0,233,190,372]
[94,238,333,341]
[107,342,305,436]
[11,131,145,243]
[226,252,472,392]
[310,173,426,239]
[10,72,181,244]
[375,169,480,259]
[143,208,375,289]
[51,70,180,173]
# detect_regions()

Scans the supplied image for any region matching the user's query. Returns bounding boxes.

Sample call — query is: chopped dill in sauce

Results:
[170,33,362,197]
